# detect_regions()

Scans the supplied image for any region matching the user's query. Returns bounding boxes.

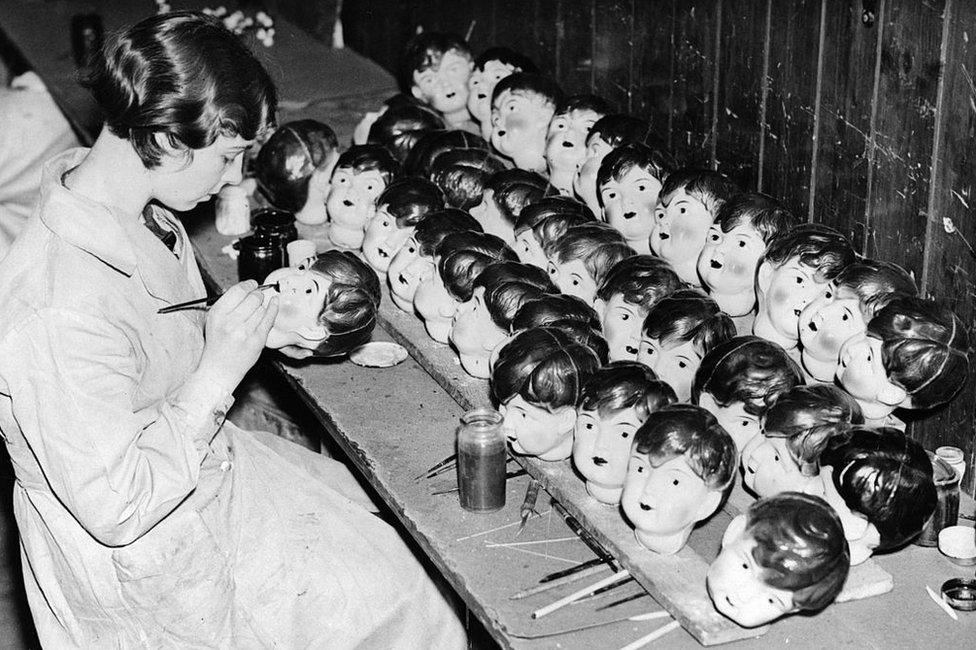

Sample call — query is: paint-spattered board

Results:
[632,0,676,147]
[592,0,634,113]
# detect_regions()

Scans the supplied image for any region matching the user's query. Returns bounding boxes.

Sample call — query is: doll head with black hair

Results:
[513,196,595,268]
[597,143,676,254]
[574,114,656,217]
[468,47,538,139]
[327,144,401,249]
[469,168,550,244]
[545,95,614,195]
[429,147,507,210]
[490,72,563,172]
[367,101,445,164]
[651,168,740,285]
[402,32,475,129]
[547,222,635,306]
[404,129,488,178]
[511,294,601,333]
[363,177,444,274]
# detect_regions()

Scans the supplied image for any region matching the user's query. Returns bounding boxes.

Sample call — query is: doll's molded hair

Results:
[368,102,445,164]
[634,404,737,491]
[401,31,472,89]
[579,361,677,421]
[550,223,635,289]
[255,120,338,213]
[554,94,615,119]
[596,143,676,198]
[404,129,489,178]
[867,295,970,409]
[484,281,554,331]
[440,240,518,303]
[692,336,805,416]
[431,149,507,209]
[474,47,538,75]
[587,114,654,149]
[307,251,381,357]
[642,289,736,358]
[744,492,850,611]
[821,428,936,551]
[83,11,277,168]
[515,196,594,234]
[544,320,610,365]
[491,327,601,409]
[511,294,601,333]
[659,169,740,219]
[491,72,563,111]
[472,261,554,296]
[833,259,918,317]
[376,178,444,228]
[413,209,483,256]
[334,144,401,185]
[596,255,683,311]
[761,223,856,283]
[714,193,800,243]
[487,169,552,225]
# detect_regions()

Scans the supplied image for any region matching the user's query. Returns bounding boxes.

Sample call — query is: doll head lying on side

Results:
[490,72,562,173]
[468,47,538,139]
[545,94,613,195]
[547,222,635,306]
[326,144,400,249]
[363,177,444,274]
[574,114,654,218]
[513,196,595,269]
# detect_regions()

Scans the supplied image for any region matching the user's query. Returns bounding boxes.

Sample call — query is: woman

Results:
[0,12,464,648]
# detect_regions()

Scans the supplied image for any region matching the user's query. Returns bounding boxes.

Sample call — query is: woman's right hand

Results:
[197,280,279,392]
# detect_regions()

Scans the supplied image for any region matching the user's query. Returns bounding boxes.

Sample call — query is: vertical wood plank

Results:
[632,0,677,144]
[492,0,542,60]
[555,0,595,93]
[534,0,559,76]
[592,0,634,112]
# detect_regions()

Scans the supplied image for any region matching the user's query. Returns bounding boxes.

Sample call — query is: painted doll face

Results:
[468,60,517,126]
[469,190,515,244]
[573,135,614,213]
[595,293,644,361]
[546,109,603,178]
[650,189,713,285]
[491,89,555,172]
[547,258,599,305]
[621,453,715,543]
[836,333,906,420]
[798,284,868,367]
[697,222,766,299]
[387,234,436,312]
[411,50,473,115]
[514,229,548,269]
[449,286,508,378]
[326,168,386,230]
[600,167,662,247]
[741,435,806,498]
[637,336,701,402]
[757,259,829,346]
[698,392,761,452]
[362,205,415,274]
[573,406,643,502]
[501,394,576,461]
[261,266,331,349]
[413,268,459,343]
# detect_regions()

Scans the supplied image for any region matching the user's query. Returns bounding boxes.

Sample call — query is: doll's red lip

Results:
[623,211,636,220]
[397,273,408,285]
[724,595,736,608]
[639,502,653,511]
[793,309,801,317]
[658,232,669,239]
[477,93,487,99]
[625,346,638,355]
[710,260,723,269]
[445,92,456,98]
[808,321,818,331]
[343,199,353,207]
[592,456,607,466]
[377,248,390,259]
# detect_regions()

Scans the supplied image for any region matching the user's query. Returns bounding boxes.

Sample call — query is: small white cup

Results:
[286,239,317,268]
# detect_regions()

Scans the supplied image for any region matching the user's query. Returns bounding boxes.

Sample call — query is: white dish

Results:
[349,341,409,368]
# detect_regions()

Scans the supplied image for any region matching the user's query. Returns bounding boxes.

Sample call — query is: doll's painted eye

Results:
[366,183,376,192]
[636,465,644,473]
[654,209,665,220]
[620,431,629,439]
[742,563,749,570]
[620,313,629,321]
[841,313,848,321]
[637,184,647,192]
[825,290,833,299]
[382,220,390,228]
[709,232,720,242]
[672,478,680,486]
[408,246,416,254]
[336,176,348,185]
[606,191,617,200]
[679,207,686,214]
[737,240,747,248]
[773,454,779,462]
[795,275,804,284]
[571,277,581,287]
[677,360,687,369]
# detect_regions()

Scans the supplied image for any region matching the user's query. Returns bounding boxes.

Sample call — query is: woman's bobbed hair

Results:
[83,11,277,168]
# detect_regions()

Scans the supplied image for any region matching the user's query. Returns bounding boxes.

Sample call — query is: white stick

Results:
[532,569,630,619]
[925,585,959,621]
[617,620,681,650]
[628,611,672,622]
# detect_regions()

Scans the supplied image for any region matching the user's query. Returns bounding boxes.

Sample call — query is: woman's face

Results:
[152,135,251,212]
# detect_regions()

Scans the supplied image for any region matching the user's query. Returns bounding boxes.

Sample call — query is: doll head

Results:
[490,72,563,172]
[470,169,550,244]
[468,47,538,139]
[514,196,595,268]
[430,148,507,209]
[574,362,677,504]
[693,336,805,451]
[651,169,739,285]
[595,255,683,361]
[639,290,736,401]
[402,32,474,124]
[754,224,855,349]
[511,294,601,332]
[492,327,601,461]
[697,193,800,317]
[404,129,488,178]
[707,492,849,628]
[255,119,339,226]
[798,259,918,382]
[545,95,614,193]
[621,404,737,554]
[263,250,380,357]
[741,385,863,498]
[364,177,444,274]
[387,208,481,312]
[367,101,445,164]
[836,295,969,422]
[547,223,635,305]
[820,427,937,563]
[597,143,676,254]
[327,145,401,249]
[574,114,654,216]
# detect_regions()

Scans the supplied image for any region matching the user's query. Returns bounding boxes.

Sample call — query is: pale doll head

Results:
[430,147,507,210]
[404,129,488,178]
[798,259,917,382]
[513,196,595,268]
[595,255,683,361]
[363,178,444,273]
[545,95,613,191]
[468,47,538,138]
[254,119,339,224]
[742,385,863,498]
[707,492,849,628]
[754,223,855,349]
[469,169,549,244]
[574,114,653,216]
[651,169,739,285]
[367,100,445,164]
[621,404,737,554]
[574,362,677,504]
[697,193,800,317]
[402,32,474,118]
[491,327,600,461]
[490,72,563,172]
[547,223,636,305]
[327,145,400,248]
[263,250,380,358]
[836,295,969,421]
[692,336,805,451]
[597,143,675,253]
[638,289,736,401]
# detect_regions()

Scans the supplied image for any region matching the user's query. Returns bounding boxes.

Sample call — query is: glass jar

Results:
[237,233,286,282]
[457,408,507,513]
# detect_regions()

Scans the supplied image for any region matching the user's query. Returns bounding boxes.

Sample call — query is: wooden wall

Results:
[283,0,976,494]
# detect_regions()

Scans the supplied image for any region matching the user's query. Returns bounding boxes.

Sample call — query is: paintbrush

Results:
[552,500,618,571]
[429,469,527,495]
[157,283,278,314]
[596,591,649,611]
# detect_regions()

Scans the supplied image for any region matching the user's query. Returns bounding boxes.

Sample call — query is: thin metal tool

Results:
[552,499,618,571]
[596,591,649,611]
[532,569,631,618]
[539,558,604,584]
[509,565,609,600]
[415,452,457,481]
[573,576,636,604]
[157,283,278,314]
[515,479,542,536]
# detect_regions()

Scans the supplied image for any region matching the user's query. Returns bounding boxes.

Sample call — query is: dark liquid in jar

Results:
[458,437,507,512]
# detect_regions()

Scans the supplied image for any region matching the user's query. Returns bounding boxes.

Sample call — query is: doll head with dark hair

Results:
[546,95,614,194]
[404,129,488,178]
[597,143,676,254]
[697,193,801,317]
[491,72,563,172]
[639,289,737,401]
[820,428,936,564]
[469,169,549,244]
[798,259,918,382]
[574,361,677,504]
[742,385,863,498]
[621,404,737,554]
[327,144,401,249]
[836,295,969,423]
[707,492,849,627]
[651,169,740,285]
[754,224,856,350]
[254,120,338,226]
[693,336,805,451]
[367,101,445,164]
[513,196,595,268]
[547,223,635,305]
[387,208,481,312]
[363,177,444,274]
[402,31,474,128]
[595,255,683,361]
[468,47,538,139]
[574,114,654,216]
[511,294,601,333]
[491,327,601,461]
[430,148,507,210]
